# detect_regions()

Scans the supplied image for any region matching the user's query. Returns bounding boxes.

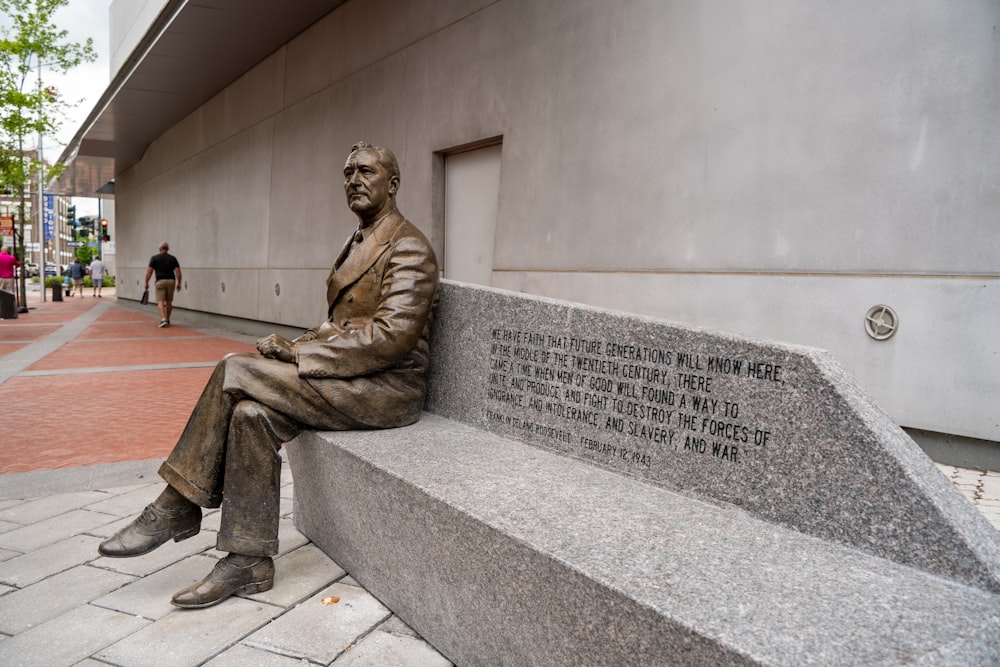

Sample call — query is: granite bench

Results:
[287,280,1000,666]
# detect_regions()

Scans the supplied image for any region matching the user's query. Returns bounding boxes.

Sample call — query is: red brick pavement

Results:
[0,289,257,473]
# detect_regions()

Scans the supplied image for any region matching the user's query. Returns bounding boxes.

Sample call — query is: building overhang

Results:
[50,0,345,197]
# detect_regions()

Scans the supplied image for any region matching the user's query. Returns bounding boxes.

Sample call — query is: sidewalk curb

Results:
[0,459,161,500]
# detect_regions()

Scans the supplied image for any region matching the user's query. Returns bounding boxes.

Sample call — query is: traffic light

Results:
[66,205,77,240]
[101,218,109,242]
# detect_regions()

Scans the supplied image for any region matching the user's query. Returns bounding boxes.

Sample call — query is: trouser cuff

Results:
[158,461,222,508]
[217,531,278,557]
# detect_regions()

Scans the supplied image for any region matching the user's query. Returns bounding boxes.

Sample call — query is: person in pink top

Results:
[0,246,19,294]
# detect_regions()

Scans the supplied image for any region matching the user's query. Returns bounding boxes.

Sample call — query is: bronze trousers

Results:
[158,352,364,556]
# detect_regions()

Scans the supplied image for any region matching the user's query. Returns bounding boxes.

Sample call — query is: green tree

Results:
[0,0,95,308]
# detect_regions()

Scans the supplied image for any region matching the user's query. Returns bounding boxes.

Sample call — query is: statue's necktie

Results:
[350,229,364,253]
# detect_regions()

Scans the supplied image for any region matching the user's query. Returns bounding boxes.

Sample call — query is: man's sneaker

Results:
[159,319,168,328]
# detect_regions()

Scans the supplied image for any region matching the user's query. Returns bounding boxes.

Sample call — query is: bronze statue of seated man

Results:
[99,141,439,609]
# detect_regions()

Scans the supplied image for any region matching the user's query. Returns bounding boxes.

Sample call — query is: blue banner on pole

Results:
[44,194,54,242]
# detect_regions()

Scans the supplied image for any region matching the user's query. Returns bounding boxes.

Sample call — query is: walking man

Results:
[90,255,108,297]
[68,257,85,297]
[99,141,440,609]
[144,242,181,327]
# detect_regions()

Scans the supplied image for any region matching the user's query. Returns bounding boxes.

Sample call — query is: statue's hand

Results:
[257,334,296,363]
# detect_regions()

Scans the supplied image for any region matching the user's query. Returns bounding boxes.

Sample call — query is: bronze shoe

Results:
[171,555,274,609]
[98,502,201,558]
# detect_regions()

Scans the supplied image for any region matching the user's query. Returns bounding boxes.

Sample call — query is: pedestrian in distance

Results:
[144,242,182,327]
[0,246,19,295]
[90,255,107,297]
[68,257,86,297]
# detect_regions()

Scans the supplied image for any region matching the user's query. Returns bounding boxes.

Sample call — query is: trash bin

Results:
[52,282,63,302]
[0,289,16,319]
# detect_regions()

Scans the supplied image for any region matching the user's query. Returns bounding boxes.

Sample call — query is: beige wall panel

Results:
[283,0,495,106]
[255,269,331,331]
[128,49,286,189]
[178,268,260,321]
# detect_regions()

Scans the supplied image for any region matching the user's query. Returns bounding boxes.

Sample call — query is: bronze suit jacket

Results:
[294,212,439,428]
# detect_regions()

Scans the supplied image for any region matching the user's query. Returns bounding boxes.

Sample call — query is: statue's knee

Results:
[232,400,266,423]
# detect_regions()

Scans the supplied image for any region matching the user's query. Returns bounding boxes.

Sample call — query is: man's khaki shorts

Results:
[155,278,176,303]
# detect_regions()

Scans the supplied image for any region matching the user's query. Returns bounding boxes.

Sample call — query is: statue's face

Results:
[343,149,397,218]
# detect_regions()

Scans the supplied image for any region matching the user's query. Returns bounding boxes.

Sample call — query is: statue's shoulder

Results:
[383,214,432,248]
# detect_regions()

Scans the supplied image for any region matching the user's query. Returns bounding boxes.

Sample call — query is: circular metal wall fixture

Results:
[274,283,280,296]
[864,304,898,340]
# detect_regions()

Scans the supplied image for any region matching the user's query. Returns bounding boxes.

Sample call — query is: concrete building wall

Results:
[109,0,169,75]
[112,0,1000,446]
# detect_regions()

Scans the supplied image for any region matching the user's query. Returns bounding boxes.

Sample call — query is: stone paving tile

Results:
[0,533,104,587]
[244,581,393,664]
[338,628,454,666]
[0,603,149,667]
[201,507,223,533]
[82,483,162,518]
[0,521,19,536]
[0,508,118,553]
[246,543,347,608]
[981,475,1000,495]
[0,547,18,561]
[0,564,136,634]
[0,490,109,525]
[93,481,160,497]
[204,643,313,666]
[95,596,283,667]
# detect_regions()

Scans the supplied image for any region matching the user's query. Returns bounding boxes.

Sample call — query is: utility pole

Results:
[35,58,46,305]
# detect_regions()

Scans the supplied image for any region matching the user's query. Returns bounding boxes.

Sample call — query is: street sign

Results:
[66,241,84,247]
[88,242,99,248]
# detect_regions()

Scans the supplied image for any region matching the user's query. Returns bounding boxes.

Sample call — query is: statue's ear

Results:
[389,176,399,195]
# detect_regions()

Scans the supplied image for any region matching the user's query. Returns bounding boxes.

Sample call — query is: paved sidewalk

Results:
[0,288,997,666]
[0,288,452,666]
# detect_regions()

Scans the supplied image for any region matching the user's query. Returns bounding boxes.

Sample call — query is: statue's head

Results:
[343,141,400,222]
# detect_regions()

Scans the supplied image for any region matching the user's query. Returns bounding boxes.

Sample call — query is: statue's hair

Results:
[350,141,400,183]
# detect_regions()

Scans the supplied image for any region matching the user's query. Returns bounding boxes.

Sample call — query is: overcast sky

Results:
[1,0,112,214]
[50,0,112,215]
[49,0,113,148]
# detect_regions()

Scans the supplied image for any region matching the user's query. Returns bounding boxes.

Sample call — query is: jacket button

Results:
[347,294,354,302]
[342,320,350,326]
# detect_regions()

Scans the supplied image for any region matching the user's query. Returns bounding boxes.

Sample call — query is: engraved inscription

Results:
[486,328,784,470]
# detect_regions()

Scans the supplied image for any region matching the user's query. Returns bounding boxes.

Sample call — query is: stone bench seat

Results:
[287,281,1000,665]
[289,414,999,665]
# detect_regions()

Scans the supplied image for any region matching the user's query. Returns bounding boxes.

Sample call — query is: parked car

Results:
[25,262,39,277]
[44,262,57,276]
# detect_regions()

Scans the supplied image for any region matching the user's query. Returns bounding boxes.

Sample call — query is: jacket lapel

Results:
[325,213,404,310]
